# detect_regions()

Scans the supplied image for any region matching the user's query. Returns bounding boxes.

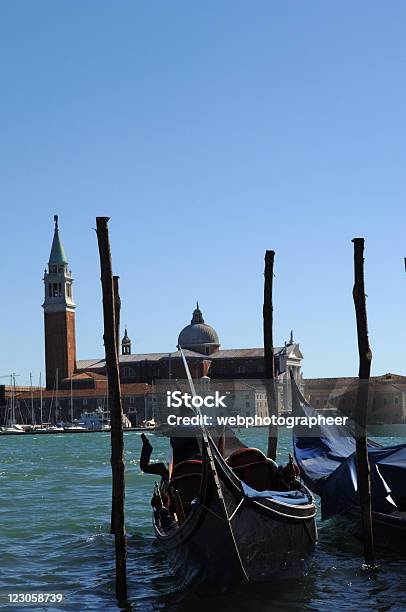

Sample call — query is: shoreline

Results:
[0,426,156,436]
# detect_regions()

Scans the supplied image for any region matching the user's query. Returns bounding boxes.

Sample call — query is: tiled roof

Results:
[209,347,284,359]
[304,373,406,387]
[77,346,294,369]
[77,350,205,370]
[76,359,106,370]
[119,350,204,361]
[61,371,107,382]
[378,373,406,381]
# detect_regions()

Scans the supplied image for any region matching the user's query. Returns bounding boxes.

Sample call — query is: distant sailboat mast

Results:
[30,372,35,426]
[39,372,43,427]
[0,372,20,426]
[12,373,16,425]
[55,368,59,424]
[70,371,74,424]
[9,374,13,425]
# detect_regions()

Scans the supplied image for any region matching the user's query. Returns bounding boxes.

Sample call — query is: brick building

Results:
[303,373,406,423]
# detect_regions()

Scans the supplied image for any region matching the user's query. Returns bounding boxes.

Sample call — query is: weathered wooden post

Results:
[110,274,121,535]
[263,250,278,460]
[352,237,375,568]
[113,276,121,359]
[96,217,127,601]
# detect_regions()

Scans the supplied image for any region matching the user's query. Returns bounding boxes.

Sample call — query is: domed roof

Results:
[178,303,220,354]
[178,323,219,347]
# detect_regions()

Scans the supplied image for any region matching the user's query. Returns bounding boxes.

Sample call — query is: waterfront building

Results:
[2,217,404,427]
[0,217,304,425]
[40,217,303,389]
[76,305,303,387]
[40,215,303,390]
[303,373,406,423]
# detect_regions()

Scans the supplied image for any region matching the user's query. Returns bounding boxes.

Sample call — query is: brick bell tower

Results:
[43,215,77,390]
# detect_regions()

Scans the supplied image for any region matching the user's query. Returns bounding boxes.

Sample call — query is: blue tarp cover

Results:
[292,382,406,519]
[241,482,312,505]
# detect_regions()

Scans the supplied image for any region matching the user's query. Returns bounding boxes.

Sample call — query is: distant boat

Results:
[291,374,406,549]
[32,425,52,434]
[79,407,132,431]
[0,424,25,434]
[80,408,110,430]
[45,424,64,432]
[142,418,156,429]
[62,423,87,432]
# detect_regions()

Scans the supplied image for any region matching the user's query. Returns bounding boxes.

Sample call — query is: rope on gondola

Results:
[198,503,228,522]
[228,498,245,521]
[178,345,250,582]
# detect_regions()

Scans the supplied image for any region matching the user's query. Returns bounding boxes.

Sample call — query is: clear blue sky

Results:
[1,1,405,385]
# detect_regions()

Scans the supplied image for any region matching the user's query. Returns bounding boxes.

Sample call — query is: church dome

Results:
[178,304,220,355]
[178,323,219,347]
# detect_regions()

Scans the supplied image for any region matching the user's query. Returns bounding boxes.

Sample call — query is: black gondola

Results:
[152,433,317,589]
[291,374,406,549]
[149,349,317,589]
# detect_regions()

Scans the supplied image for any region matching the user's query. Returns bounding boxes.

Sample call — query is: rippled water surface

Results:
[0,428,405,611]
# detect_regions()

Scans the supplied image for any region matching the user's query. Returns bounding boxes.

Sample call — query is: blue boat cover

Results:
[241,482,312,505]
[291,380,406,519]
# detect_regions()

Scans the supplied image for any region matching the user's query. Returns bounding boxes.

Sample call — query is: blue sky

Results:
[1,1,405,384]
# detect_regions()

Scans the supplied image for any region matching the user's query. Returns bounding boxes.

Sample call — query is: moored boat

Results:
[147,347,317,590]
[152,432,317,589]
[0,423,26,434]
[291,374,406,549]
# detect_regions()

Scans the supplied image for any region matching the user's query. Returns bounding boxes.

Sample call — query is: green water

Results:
[0,428,405,611]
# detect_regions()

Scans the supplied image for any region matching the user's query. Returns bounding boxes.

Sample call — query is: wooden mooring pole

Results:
[110,274,121,535]
[96,217,128,602]
[114,275,121,359]
[264,250,278,460]
[352,237,375,568]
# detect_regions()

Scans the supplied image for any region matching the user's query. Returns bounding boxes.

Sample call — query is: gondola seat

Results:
[171,459,202,479]
[226,447,270,468]
[169,460,203,521]
[226,448,278,492]
[170,473,202,503]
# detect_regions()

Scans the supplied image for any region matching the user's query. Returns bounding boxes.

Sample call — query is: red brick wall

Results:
[44,311,77,389]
